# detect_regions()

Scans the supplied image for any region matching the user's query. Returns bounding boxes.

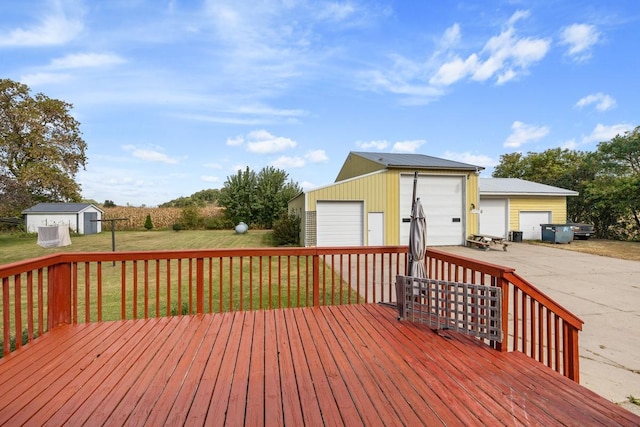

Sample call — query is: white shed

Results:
[22,203,104,235]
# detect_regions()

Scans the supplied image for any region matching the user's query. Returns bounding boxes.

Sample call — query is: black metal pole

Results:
[111,220,116,266]
[408,170,419,274]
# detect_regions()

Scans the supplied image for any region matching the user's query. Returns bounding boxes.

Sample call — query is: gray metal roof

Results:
[22,203,103,214]
[479,178,578,196]
[352,152,483,171]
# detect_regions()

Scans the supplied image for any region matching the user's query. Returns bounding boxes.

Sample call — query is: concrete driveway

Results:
[438,242,640,415]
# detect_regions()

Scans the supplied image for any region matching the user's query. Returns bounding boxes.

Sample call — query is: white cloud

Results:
[122,145,180,164]
[0,4,83,47]
[575,93,616,112]
[245,130,297,154]
[442,151,496,168]
[560,23,601,62]
[581,123,634,144]
[472,24,550,84]
[300,180,316,190]
[201,175,220,183]
[268,149,327,169]
[226,136,244,146]
[504,121,549,148]
[431,10,550,87]
[305,150,328,163]
[371,9,550,102]
[430,54,479,86]
[317,2,356,22]
[20,72,72,86]
[271,156,306,168]
[392,139,425,153]
[49,52,125,69]
[356,140,388,150]
[440,23,461,49]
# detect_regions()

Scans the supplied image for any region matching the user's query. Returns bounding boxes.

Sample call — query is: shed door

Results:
[479,199,508,239]
[519,211,551,240]
[400,175,465,246]
[84,212,98,234]
[367,212,384,246]
[316,201,364,246]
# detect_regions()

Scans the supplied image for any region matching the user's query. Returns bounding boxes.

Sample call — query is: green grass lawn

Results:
[0,229,274,265]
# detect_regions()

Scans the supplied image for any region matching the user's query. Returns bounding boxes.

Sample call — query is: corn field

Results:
[102,206,223,230]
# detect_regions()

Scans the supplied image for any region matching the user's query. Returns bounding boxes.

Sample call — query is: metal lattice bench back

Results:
[396,275,503,343]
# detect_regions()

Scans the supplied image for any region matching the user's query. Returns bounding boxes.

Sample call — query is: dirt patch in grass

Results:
[530,239,640,262]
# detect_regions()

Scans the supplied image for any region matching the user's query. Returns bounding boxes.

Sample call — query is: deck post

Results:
[47,262,72,329]
[564,323,581,382]
[196,258,204,314]
[312,254,320,307]
[496,275,509,352]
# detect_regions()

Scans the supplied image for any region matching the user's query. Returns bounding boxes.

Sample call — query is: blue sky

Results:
[2,1,638,206]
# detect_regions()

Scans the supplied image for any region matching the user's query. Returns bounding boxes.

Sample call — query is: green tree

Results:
[192,188,220,205]
[144,214,153,230]
[590,126,640,238]
[0,79,87,215]
[218,166,301,228]
[159,196,200,208]
[0,174,32,217]
[104,200,116,208]
[255,166,302,229]
[218,167,259,226]
[493,148,596,223]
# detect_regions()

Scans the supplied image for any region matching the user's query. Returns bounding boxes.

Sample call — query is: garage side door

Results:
[519,211,551,240]
[316,201,364,246]
[480,199,507,239]
[400,175,465,246]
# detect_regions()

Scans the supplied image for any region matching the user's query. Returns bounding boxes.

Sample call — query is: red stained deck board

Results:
[244,310,266,427]
[310,306,390,425]
[326,305,442,426]
[274,308,306,426]
[282,309,324,425]
[39,317,178,426]
[0,304,638,426]
[205,311,247,426]
[300,307,365,425]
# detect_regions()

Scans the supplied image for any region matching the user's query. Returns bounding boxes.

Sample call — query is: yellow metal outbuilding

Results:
[289,152,483,247]
[478,178,578,240]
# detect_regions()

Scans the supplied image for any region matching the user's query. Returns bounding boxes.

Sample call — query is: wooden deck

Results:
[0,304,637,426]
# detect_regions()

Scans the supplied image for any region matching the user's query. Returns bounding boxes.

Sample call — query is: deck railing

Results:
[424,249,583,381]
[0,246,583,381]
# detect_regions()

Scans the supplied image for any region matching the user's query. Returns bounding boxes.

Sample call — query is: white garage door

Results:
[400,175,465,246]
[480,199,507,239]
[316,201,364,246]
[519,211,551,240]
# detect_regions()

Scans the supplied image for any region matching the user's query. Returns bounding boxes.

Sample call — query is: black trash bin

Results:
[509,231,523,242]
[540,224,574,243]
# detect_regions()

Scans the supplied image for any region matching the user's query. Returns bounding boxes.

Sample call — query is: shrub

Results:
[172,223,183,231]
[272,213,301,246]
[204,216,234,230]
[144,213,153,230]
[180,205,202,229]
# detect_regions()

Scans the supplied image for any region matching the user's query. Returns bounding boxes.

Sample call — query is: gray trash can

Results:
[541,224,574,244]
[509,231,523,242]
